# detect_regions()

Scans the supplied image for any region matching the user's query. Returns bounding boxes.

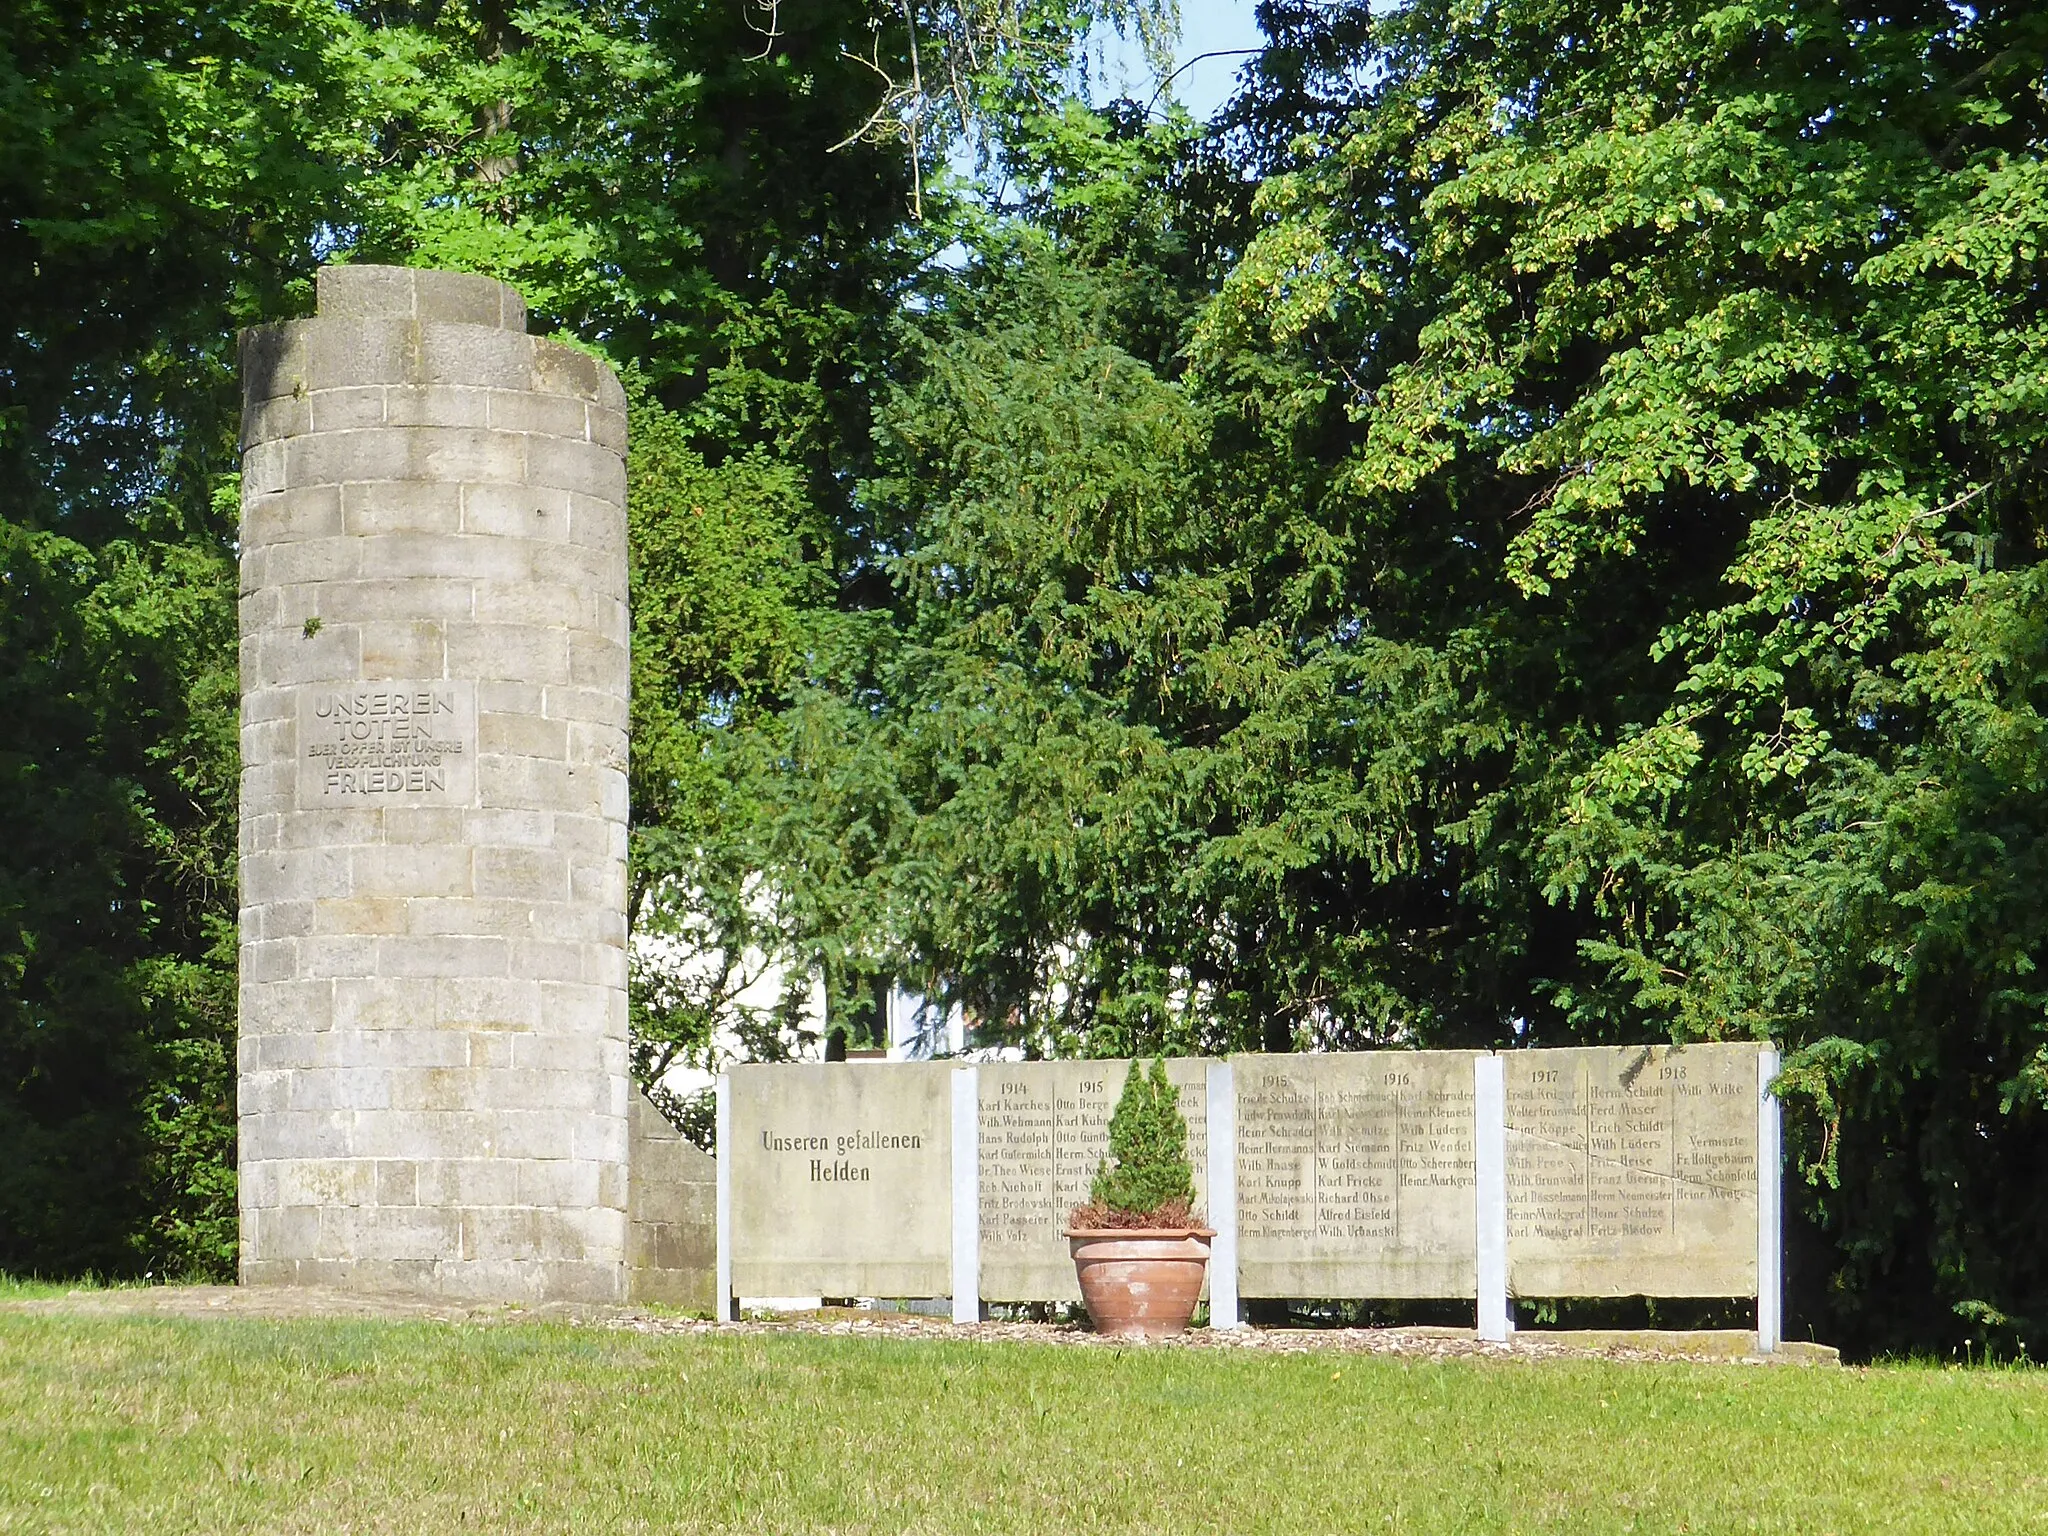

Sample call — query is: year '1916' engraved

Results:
[294,681,477,807]
[1504,1042,1760,1298]
[1234,1051,1478,1299]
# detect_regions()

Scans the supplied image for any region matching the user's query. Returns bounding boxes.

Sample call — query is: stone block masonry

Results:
[627,1094,718,1311]
[238,266,631,1303]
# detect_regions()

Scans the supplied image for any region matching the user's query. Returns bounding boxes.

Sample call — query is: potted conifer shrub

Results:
[1064,1058,1214,1338]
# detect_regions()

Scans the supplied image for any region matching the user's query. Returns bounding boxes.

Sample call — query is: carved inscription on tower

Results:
[1234,1052,1479,1299]
[1505,1043,1760,1297]
[294,681,476,806]
[976,1059,1211,1302]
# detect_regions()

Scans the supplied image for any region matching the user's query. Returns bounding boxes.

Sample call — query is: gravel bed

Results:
[602,1310,1824,1365]
[4,1286,1833,1364]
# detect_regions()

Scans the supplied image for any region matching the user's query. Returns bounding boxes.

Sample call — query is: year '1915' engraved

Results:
[975,1060,1211,1302]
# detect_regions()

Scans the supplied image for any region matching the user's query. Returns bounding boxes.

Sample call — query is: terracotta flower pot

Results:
[1064,1227,1215,1339]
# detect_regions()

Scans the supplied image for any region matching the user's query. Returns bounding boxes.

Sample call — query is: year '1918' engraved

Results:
[294,681,477,807]
[1504,1042,1760,1297]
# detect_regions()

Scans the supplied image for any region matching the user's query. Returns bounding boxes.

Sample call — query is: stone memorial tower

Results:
[236,265,631,1302]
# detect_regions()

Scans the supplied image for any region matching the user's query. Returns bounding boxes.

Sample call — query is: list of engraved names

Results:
[1504,1044,1759,1296]
[977,1061,1209,1298]
[1235,1053,1477,1297]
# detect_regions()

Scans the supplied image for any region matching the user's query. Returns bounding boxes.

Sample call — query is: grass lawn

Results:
[1,1310,2043,1533]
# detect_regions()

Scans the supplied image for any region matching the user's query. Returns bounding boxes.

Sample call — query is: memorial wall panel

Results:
[1234,1051,1479,1299]
[977,1059,1212,1302]
[728,1062,952,1298]
[720,1043,1769,1312]
[1505,1043,1760,1298]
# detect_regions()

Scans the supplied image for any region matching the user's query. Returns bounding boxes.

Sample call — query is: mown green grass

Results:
[1,1313,2043,1533]
[0,1275,176,1303]
[0,1278,70,1302]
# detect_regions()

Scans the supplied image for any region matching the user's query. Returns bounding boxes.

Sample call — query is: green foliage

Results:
[330,0,929,479]
[861,0,2048,1352]
[0,0,300,1276]
[1088,1059,1196,1217]
[0,520,240,1279]
[625,389,855,1094]
[10,0,2048,1360]
[865,227,1546,1058]
[1195,0,2048,1354]
[0,0,1117,1252]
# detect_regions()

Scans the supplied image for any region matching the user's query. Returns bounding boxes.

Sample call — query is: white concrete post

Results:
[714,1072,735,1322]
[951,1065,980,1325]
[1474,1054,1512,1342]
[1757,1046,1783,1354]
[1206,1060,1241,1330]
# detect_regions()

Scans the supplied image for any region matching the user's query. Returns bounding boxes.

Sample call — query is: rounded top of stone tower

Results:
[240,264,626,424]
[315,264,527,333]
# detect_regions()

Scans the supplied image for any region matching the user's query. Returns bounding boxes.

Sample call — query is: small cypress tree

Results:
[1088,1058,1197,1217]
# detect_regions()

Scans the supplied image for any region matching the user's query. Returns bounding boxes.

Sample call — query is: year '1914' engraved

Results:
[976,1060,1211,1302]
[294,681,477,807]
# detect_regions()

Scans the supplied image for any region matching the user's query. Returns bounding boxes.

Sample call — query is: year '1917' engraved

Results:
[1504,1042,1760,1298]
[294,681,477,807]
